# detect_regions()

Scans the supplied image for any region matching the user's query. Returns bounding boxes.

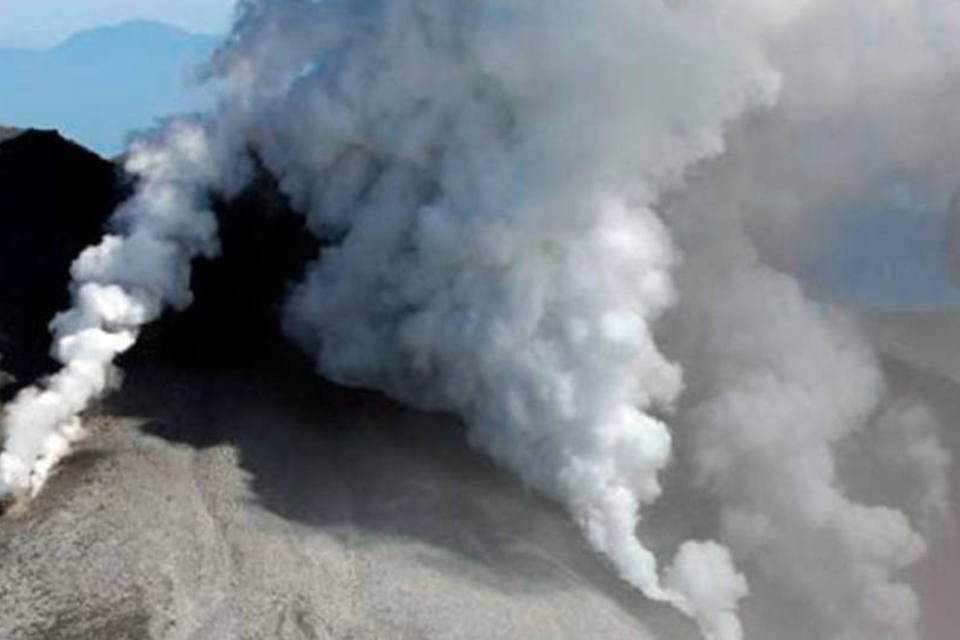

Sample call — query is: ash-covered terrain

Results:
[0,129,956,640]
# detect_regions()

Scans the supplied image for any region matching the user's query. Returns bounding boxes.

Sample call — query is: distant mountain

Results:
[0,21,219,156]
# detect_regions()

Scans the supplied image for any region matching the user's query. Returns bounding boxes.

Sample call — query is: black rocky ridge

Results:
[0,129,121,389]
[0,128,317,398]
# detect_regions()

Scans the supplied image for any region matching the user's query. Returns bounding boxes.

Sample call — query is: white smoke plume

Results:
[224,2,784,637]
[0,120,246,499]
[0,1,956,639]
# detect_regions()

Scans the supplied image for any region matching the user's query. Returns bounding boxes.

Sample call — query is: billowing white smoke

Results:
[224,2,788,637]
[0,1,955,640]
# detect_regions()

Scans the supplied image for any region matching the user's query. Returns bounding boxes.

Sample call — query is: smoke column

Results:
[1,1,956,639]
[0,120,246,498]
[219,2,793,637]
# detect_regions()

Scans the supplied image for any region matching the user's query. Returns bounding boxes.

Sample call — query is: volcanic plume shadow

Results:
[103,350,691,638]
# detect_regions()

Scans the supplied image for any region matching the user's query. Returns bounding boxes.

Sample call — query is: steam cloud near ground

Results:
[1,2,957,639]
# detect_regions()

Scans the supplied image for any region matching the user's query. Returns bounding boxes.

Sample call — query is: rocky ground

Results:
[0,347,686,640]
[0,311,954,640]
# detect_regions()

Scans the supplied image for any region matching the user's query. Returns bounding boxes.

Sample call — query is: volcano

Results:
[0,129,681,639]
[0,129,956,640]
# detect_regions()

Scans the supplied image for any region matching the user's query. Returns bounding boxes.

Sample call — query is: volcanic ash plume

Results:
[0,1,956,639]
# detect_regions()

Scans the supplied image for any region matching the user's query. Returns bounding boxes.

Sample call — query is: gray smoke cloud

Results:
[0,2,955,639]
[658,2,960,637]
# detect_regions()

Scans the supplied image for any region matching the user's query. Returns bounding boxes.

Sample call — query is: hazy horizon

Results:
[0,20,219,156]
[0,0,233,49]
[0,19,224,51]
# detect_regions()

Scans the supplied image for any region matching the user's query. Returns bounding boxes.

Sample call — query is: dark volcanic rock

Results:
[0,128,317,393]
[0,129,120,388]
[133,156,318,370]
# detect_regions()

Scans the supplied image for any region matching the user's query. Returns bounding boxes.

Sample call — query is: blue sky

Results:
[803,186,960,310]
[0,0,235,47]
